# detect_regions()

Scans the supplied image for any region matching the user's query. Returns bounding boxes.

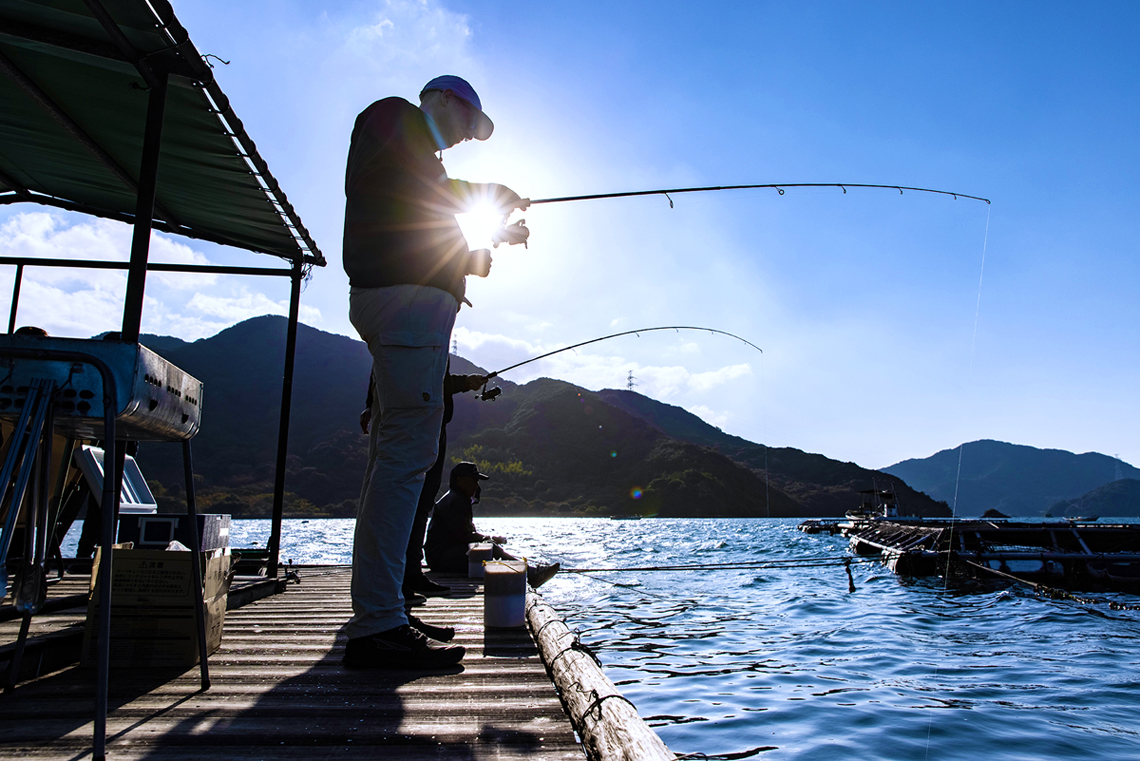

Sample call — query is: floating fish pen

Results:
[842,518,1140,590]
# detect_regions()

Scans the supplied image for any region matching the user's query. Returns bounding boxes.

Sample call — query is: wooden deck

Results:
[1,566,587,760]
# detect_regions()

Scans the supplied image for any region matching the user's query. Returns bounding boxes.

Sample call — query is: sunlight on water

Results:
[62,516,1140,759]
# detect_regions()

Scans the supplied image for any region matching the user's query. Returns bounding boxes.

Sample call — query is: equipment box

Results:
[82,547,232,668]
[117,513,231,551]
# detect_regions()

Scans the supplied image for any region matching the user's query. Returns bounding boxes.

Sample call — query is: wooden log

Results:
[526,590,673,761]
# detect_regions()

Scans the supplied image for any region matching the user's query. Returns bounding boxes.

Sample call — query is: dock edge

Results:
[526,589,674,761]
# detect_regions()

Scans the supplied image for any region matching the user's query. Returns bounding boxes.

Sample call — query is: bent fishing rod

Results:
[491,181,990,246]
[476,326,762,400]
[523,182,990,208]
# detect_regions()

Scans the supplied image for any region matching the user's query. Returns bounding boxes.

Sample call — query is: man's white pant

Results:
[347,284,457,639]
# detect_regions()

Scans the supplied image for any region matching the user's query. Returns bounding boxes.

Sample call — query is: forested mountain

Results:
[884,440,1140,516]
[1046,479,1140,519]
[136,316,948,518]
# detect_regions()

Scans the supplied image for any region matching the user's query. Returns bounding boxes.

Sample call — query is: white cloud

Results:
[333,1,478,89]
[0,210,320,340]
[10,278,125,338]
[187,287,322,324]
[148,237,218,290]
[686,404,729,429]
[687,363,754,392]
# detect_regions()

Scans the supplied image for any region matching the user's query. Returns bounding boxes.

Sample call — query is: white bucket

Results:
[467,543,494,578]
[483,559,527,628]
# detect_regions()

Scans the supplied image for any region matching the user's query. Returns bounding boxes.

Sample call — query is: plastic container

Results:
[467,543,494,578]
[483,559,528,628]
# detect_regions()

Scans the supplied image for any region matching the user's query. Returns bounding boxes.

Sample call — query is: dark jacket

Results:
[342,97,475,303]
[424,470,487,571]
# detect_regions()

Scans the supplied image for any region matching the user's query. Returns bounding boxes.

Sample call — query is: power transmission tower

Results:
[452,337,458,355]
[626,370,636,391]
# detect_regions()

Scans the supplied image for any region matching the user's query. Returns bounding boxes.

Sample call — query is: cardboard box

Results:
[82,547,232,668]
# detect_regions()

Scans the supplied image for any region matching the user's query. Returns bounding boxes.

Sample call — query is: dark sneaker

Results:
[402,590,427,608]
[343,625,465,669]
[407,612,455,642]
[407,576,452,596]
[527,562,560,589]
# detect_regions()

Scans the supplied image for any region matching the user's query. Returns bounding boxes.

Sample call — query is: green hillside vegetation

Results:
[135,316,945,519]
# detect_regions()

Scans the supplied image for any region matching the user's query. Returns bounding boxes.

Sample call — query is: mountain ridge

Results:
[884,440,1140,516]
[129,315,1130,520]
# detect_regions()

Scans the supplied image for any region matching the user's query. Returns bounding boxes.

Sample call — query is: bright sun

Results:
[456,201,508,251]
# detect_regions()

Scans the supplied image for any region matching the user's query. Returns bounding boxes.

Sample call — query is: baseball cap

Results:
[421,75,494,140]
[453,461,490,480]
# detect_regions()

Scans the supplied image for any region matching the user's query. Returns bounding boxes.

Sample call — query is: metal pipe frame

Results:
[7,264,23,333]
[121,69,169,343]
[182,439,210,690]
[0,255,292,277]
[0,347,119,761]
[266,259,303,577]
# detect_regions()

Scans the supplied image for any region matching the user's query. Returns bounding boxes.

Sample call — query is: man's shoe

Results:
[407,576,452,596]
[402,590,427,608]
[407,612,455,642]
[343,625,465,669]
[527,562,560,589]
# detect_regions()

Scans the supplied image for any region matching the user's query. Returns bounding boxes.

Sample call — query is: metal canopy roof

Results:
[0,0,324,265]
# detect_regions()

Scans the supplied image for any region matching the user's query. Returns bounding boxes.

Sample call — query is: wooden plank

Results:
[0,565,588,760]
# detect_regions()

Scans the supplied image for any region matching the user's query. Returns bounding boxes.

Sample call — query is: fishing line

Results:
[484,326,762,380]
[563,555,877,573]
[925,202,992,761]
[570,570,676,600]
[528,182,991,208]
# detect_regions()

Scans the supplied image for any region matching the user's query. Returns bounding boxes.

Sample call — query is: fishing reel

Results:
[492,219,529,248]
[478,374,503,401]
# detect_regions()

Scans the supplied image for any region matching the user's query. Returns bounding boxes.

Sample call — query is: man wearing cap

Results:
[425,462,560,588]
[342,75,527,670]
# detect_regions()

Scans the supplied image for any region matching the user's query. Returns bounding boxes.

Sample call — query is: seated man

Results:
[425,462,558,587]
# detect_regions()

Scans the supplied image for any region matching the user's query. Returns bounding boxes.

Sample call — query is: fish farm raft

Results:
[799,518,1140,592]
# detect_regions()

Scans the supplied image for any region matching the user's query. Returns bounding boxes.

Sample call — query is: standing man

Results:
[342,75,526,669]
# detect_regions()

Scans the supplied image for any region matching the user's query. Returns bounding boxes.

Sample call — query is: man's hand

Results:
[463,374,487,391]
[491,535,507,545]
[468,248,492,277]
[359,408,371,435]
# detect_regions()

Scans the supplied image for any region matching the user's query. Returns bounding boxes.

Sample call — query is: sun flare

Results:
[456,201,509,251]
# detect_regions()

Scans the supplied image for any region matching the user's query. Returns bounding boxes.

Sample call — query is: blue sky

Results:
[2,1,1138,471]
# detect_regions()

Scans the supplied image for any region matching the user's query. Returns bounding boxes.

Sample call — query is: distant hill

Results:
[1046,479,1140,519]
[135,316,946,519]
[597,389,950,517]
[884,440,1140,516]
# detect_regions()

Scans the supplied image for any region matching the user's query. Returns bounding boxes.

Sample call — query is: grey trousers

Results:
[347,285,456,638]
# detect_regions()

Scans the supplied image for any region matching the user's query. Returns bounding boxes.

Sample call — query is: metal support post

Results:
[7,263,23,333]
[182,439,210,690]
[121,70,169,343]
[267,259,303,577]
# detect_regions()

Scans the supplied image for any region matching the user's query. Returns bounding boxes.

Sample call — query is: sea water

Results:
[67,517,1140,759]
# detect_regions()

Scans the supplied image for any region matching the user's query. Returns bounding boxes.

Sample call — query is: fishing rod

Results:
[477,326,762,400]
[490,181,990,246]
[525,182,991,208]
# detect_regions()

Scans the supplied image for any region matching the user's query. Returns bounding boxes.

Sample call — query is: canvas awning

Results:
[0,0,324,265]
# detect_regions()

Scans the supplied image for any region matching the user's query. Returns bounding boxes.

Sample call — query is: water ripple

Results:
[200,516,1140,760]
